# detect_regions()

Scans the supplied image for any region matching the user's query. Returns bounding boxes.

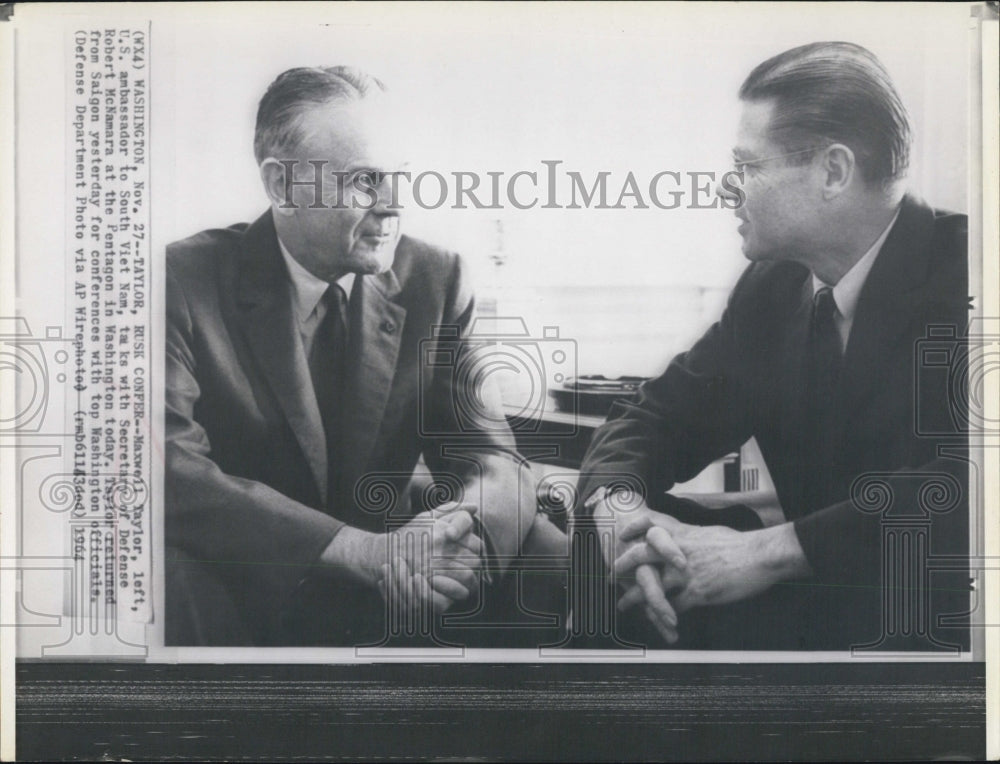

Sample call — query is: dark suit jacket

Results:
[577,194,970,650]
[165,211,540,645]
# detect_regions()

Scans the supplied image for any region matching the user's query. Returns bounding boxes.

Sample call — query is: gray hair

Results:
[253,66,386,164]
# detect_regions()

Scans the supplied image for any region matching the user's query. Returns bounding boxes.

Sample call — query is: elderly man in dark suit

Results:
[165,66,557,646]
[576,42,970,651]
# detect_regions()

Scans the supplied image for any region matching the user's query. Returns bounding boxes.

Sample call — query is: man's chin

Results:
[351,241,399,275]
[740,239,758,261]
[362,251,398,275]
[740,238,774,263]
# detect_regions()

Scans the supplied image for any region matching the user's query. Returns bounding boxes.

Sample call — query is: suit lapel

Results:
[841,195,935,405]
[235,212,330,503]
[339,267,407,496]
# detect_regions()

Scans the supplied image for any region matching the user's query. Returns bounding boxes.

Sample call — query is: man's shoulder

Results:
[393,234,459,269]
[921,205,968,308]
[898,193,967,261]
[729,260,810,317]
[391,234,463,285]
[927,205,968,261]
[739,260,809,291]
[930,205,967,231]
[889,196,967,298]
[166,221,250,278]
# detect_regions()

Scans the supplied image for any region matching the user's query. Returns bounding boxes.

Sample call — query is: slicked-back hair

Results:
[253,66,387,164]
[739,42,911,187]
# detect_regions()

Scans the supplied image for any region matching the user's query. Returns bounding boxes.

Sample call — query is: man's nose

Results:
[715,175,742,205]
[372,172,403,213]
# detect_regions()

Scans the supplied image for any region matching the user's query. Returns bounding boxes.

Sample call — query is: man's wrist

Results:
[752,522,813,584]
[319,526,385,588]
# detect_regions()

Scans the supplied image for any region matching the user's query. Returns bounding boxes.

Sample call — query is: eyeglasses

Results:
[732,146,827,172]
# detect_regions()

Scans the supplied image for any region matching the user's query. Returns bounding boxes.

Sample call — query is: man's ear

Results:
[819,143,855,199]
[260,158,296,216]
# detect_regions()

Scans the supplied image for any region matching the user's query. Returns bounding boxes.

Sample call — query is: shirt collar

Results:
[812,207,900,320]
[277,237,356,324]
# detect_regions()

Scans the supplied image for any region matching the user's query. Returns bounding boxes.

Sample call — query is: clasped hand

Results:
[377,501,483,616]
[607,505,785,645]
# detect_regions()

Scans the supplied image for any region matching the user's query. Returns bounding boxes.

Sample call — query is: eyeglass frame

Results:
[731,145,830,172]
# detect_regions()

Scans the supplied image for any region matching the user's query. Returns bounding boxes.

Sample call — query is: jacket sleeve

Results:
[792,454,969,588]
[165,260,343,625]
[576,267,758,512]
[418,253,538,567]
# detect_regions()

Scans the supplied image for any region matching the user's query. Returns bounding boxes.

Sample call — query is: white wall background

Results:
[159,2,970,282]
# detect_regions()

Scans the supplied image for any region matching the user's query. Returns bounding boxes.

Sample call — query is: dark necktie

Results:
[309,285,348,505]
[809,286,842,385]
[802,286,843,513]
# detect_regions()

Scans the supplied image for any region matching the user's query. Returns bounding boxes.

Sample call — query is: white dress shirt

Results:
[811,208,900,353]
[278,238,355,359]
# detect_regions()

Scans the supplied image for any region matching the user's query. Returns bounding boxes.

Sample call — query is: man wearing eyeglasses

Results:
[576,42,970,650]
[164,66,557,646]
